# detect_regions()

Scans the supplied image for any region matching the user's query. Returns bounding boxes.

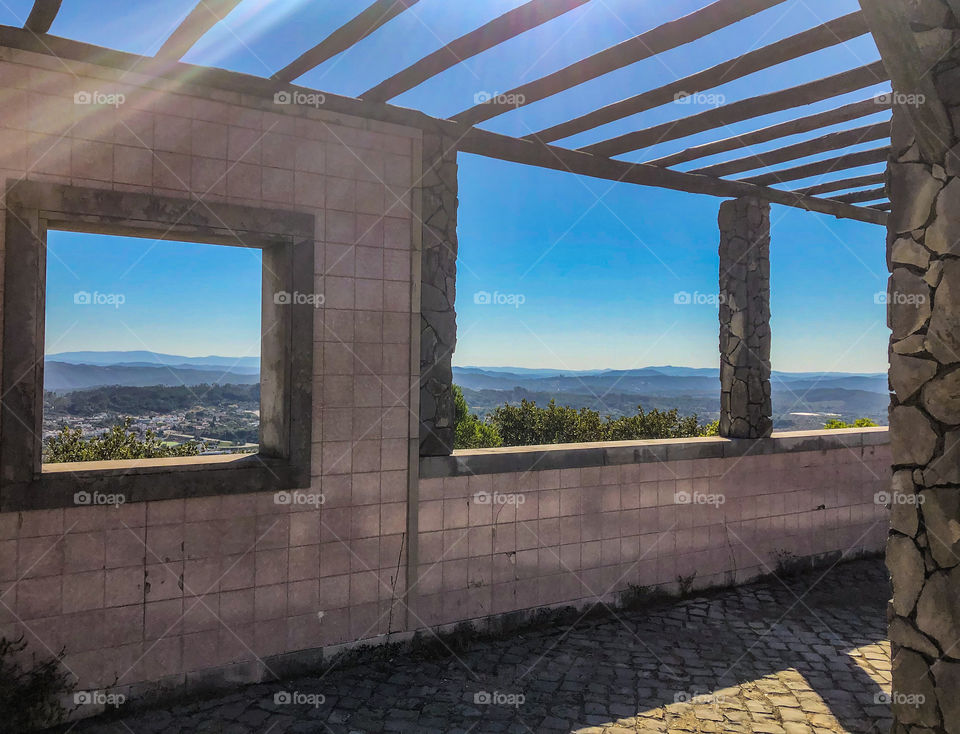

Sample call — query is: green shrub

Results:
[824,418,879,429]
[43,418,201,463]
[453,386,502,449]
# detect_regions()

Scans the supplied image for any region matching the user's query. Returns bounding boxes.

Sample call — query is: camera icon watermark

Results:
[874,691,925,707]
[74,290,125,309]
[474,690,525,707]
[473,91,526,107]
[674,291,725,306]
[874,491,924,507]
[674,91,726,107]
[274,491,325,507]
[74,490,127,507]
[274,90,326,108]
[74,90,125,108]
[274,290,324,308]
[674,491,725,507]
[473,290,525,308]
[273,690,326,707]
[875,291,927,306]
[875,91,926,108]
[473,491,525,506]
[74,690,126,707]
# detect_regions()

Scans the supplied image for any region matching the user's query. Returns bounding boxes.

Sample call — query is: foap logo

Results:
[273,691,326,707]
[673,690,729,707]
[74,690,126,707]
[875,491,925,507]
[875,691,925,707]
[875,291,927,306]
[274,290,325,308]
[675,490,725,507]
[876,91,926,108]
[274,90,326,108]
[474,690,525,707]
[74,90,125,108]
[473,290,526,308]
[74,290,125,308]
[74,490,127,507]
[674,291,725,306]
[274,490,325,507]
[474,491,525,506]
[473,91,526,107]
[674,91,726,107]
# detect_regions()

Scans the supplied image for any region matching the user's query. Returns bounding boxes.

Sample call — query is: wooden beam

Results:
[859,0,952,161]
[274,0,420,83]
[459,129,887,225]
[529,11,869,143]
[362,0,590,102]
[23,0,61,33]
[796,172,886,196]
[645,95,890,168]
[584,61,888,157]
[833,187,887,203]
[0,23,886,226]
[875,202,892,210]
[690,122,889,177]
[452,0,789,126]
[740,146,889,186]
[154,0,242,62]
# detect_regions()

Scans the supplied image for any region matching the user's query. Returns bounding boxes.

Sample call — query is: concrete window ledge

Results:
[420,427,889,479]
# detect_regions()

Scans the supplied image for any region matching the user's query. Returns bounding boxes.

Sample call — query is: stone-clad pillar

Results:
[718,196,773,439]
[882,3,960,731]
[419,132,458,456]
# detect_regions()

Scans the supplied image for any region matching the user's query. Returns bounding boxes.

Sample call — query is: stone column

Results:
[885,4,960,731]
[419,131,458,456]
[718,196,773,439]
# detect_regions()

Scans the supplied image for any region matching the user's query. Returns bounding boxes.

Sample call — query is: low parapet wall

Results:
[413,429,890,627]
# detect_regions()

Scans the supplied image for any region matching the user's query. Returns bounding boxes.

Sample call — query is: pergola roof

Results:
[9,0,896,224]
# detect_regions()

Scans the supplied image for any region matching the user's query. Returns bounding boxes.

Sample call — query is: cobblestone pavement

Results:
[68,558,891,734]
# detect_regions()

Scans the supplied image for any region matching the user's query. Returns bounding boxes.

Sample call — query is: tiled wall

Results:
[0,47,892,703]
[0,48,418,692]
[415,445,891,627]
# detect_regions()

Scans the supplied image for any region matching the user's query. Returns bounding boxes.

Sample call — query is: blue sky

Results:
[8,0,890,372]
[45,232,262,359]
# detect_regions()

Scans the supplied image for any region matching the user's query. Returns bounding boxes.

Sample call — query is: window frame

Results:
[1,180,315,511]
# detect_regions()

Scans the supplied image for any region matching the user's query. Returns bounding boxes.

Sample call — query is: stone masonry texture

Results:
[418,131,459,457]
[718,196,773,439]
[885,2,960,733]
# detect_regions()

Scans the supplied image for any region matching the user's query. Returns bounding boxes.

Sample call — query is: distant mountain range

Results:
[44,351,260,392]
[453,365,889,430]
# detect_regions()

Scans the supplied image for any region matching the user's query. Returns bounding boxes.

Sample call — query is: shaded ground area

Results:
[68,558,890,734]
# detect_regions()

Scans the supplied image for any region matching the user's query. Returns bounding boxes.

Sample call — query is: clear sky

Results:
[45,231,262,359]
[7,0,891,372]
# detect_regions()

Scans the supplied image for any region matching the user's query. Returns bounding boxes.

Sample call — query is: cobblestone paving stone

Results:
[68,559,891,734]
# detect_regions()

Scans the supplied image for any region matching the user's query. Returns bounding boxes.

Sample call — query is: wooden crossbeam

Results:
[275,0,420,83]
[690,122,889,177]
[529,11,869,143]
[859,0,952,161]
[154,0,242,62]
[0,23,887,226]
[459,128,886,225]
[362,0,590,102]
[23,0,61,33]
[452,0,789,126]
[584,61,888,158]
[645,95,890,168]
[833,187,887,203]
[875,202,891,210]
[740,146,889,186]
[796,172,886,196]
